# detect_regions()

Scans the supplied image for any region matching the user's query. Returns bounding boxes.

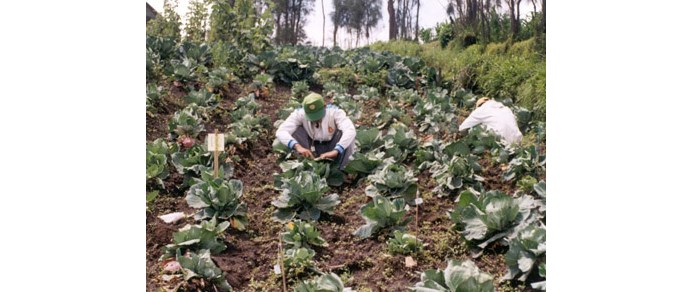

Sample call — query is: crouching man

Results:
[276,92,356,170]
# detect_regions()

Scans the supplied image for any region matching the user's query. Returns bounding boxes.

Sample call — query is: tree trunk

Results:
[388,0,396,40]
[333,23,338,47]
[540,0,545,33]
[294,0,303,44]
[321,0,325,46]
[415,0,420,40]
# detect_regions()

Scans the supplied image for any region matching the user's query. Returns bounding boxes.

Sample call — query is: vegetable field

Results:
[146,37,546,291]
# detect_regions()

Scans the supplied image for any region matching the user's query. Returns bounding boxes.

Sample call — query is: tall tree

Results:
[274,0,316,45]
[146,0,182,41]
[414,0,420,40]
[387,0,396,40]
[185,0,210,42]
[505,0,522,40]
[331,0,348,47]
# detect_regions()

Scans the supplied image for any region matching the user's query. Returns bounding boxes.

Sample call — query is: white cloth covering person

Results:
[276,92,356,169]
[458,97,523,145]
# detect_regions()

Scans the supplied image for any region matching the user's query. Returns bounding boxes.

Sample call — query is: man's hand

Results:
[319,150,339,160]
[294,144,314,158]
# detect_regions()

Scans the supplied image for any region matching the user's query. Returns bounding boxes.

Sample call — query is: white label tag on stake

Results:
[415,198,423,205]
[273,264,281,275]
[206,134,225,151]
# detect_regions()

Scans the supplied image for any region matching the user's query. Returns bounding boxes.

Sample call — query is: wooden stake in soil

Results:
[278,233,287,292]
[214,130,220,178]
[207,130,224,178]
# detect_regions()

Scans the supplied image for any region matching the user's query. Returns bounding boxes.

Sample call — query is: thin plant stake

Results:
[278,233,287,292]
[213,129,219,178]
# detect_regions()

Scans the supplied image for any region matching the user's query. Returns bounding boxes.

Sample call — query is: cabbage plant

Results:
[186,177,248,230]
[344,151,390,177]
[353,196,411,238]
[365,163,418,203]
[184,89,219,108]
[503,145,546,182]
[282,220,328,249]
[295,272,352,292]
[386,230,424,255]
[382,123,418,162]
[283,247,317,279]
[355,127,384,152]
[410,259,494,292]
[146,139,172,185]
[168,105,204,140]
[291,80,310,101]
[273,171,341,221]
[429,155,483,196]
[162,217,229,260]
[274,159,344,188]
[503,223,546,282]
[449,190,530,252]
[176,249,233,292]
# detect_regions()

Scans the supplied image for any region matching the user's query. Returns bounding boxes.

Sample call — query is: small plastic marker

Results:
[273,264,281,275]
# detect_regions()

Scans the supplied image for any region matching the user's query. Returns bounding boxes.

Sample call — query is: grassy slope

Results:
[369,39,546,122]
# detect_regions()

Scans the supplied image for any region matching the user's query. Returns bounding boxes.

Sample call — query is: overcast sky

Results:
[147,0,537,48]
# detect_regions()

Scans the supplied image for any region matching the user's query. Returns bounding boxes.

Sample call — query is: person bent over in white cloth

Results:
[458,97,523,145]
[276,92,356,170]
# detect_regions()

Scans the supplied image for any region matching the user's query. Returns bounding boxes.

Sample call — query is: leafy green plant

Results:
[274,159,345,188]
[449,190,525,252]
[205,66,236,92]
[186,177,248,230]
[295,272,352,292]
[184,89,219,108]
[532,263,546,290]
[291,80,310,101]
[354,127,384,152]
[171,144,211,180]
[503,145,546,182]
[353,196,411,238]
[169,105,205,140]
[429,155,483,196]
[146,190,158,212]
[461,126,505,155]
[503,223,546,282]
[251,73,274,94]
[283,247,317,279]
[162,217,229,260]
[176,249,233,292]
[364,163,418,203]
[387,62,415,88]
[282,220,328,249]
[410,259,494,292]
[386,230,424,255]
[146,83,163,110]
[146,139,172,186]
[382,123,418,162]
[273,171,341,221]
[375,106,405,129]
[517,175,538,193]
[343,151,390,177]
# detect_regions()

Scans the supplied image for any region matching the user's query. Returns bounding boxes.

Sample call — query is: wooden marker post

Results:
[206,130,224,178]
[278,233,287,292]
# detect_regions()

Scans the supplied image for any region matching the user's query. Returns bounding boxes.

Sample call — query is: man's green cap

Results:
[303,92,326,121]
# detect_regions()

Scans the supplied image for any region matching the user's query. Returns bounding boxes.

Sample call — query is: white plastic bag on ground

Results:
[158,212,186,224]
